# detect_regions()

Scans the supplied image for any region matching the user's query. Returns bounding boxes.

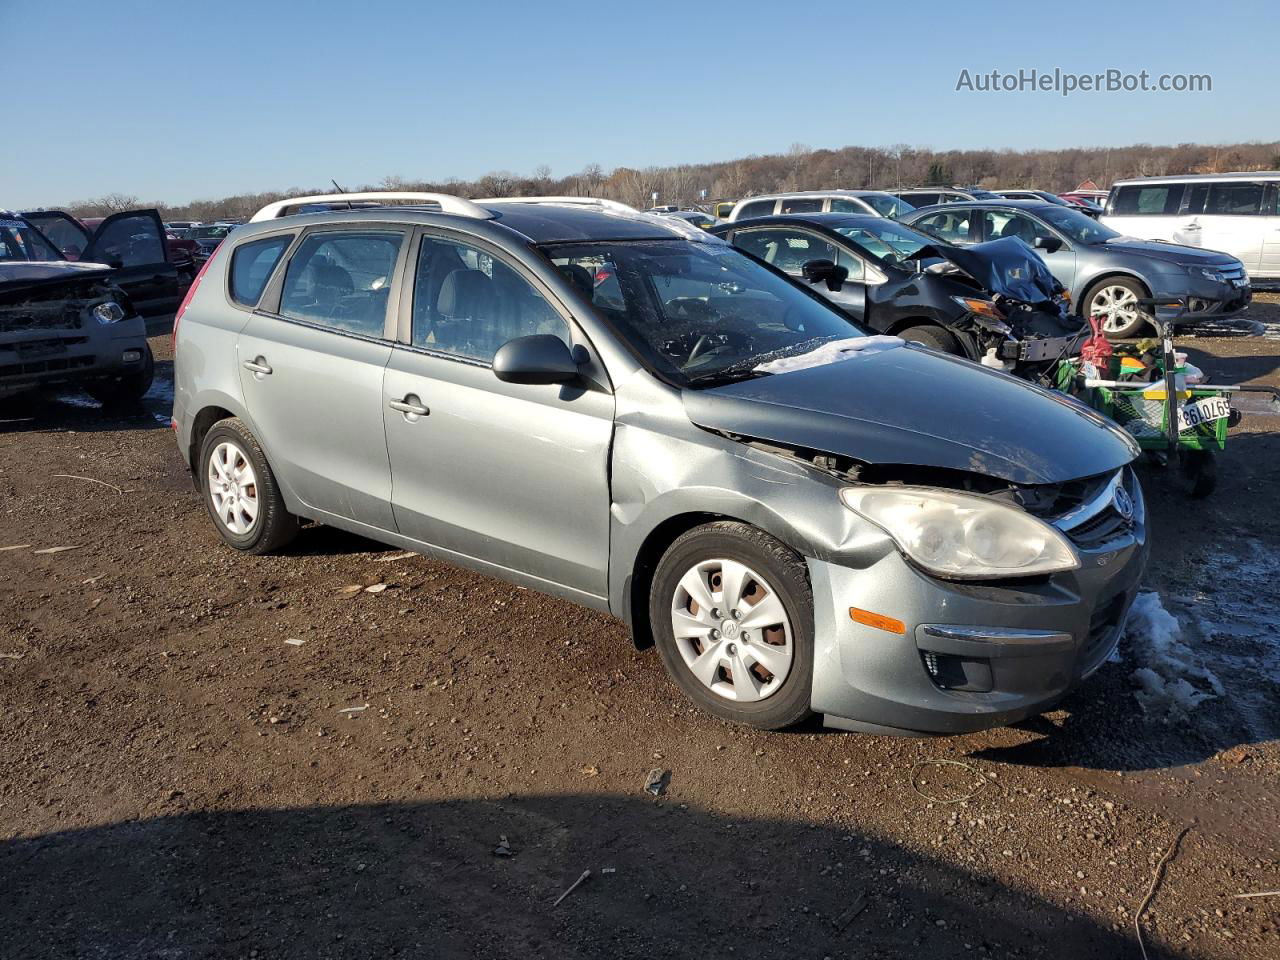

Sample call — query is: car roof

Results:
[905,198,1057,214]
[485,202,697,243]
[1110,171,1280,185]
[232,197,712,246]
[715,212,885,230]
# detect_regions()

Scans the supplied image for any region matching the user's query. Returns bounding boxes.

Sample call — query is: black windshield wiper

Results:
[684,368,771,389]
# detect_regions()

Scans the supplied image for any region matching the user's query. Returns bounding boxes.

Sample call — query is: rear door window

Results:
[902,192,940,207]
[278,230,403,337]
[1204,181,1267,215]
[230,235,293,307]
[1112,184,1185,215]
[778,197,822,214]
[829,198,869,214]
[735,199,776,219]
[912,209,972,244]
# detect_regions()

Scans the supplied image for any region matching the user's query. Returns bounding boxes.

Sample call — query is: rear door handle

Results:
[389,395,430,418]
[242,358,272,376]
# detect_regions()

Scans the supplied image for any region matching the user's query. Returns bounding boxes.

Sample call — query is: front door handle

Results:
[242,357,272,376]
[389,394,430,419]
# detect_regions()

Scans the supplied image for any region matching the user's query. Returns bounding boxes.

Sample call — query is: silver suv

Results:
[172,193,1148,734]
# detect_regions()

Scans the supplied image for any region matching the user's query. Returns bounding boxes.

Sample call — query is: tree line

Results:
[64,139,1280,221]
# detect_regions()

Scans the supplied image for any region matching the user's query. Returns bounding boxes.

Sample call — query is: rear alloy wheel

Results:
[1085,278,1150,339]
[199,418,298,554]
[651,522,814,729]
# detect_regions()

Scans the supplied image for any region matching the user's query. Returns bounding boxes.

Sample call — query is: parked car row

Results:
[171,191,1148,737]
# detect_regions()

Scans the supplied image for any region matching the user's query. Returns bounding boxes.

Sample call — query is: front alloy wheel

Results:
[1088,281,1150,338]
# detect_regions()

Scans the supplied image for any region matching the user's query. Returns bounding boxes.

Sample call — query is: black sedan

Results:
[711,213,1082,376]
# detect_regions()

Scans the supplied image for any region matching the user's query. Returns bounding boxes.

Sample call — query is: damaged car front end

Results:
[558,234,1145,735]
[673,346,1146,734]
[1,214,152,403]
[714,214,1083,382]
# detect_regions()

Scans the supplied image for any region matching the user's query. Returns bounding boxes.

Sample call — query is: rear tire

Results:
[199,418,299,554]
[899,324,961,355]
[85,342,154,406]
[650,521,814,730]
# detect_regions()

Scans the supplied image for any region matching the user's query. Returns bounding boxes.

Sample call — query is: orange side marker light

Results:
[849,607,906,634]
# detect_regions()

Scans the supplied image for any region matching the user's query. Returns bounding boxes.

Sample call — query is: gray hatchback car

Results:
[172,193,1148,735]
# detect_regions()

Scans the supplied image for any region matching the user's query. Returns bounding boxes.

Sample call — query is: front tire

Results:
[899,324,961,355]
[650,522,814,729]
[199,418,299,554]
[85,342,155,406]
[1083,277,1151,339]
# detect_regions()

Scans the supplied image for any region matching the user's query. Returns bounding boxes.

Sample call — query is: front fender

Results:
[607,418,894,621]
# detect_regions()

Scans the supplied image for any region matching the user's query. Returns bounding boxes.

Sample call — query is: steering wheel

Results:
[688,330,752,366]
[667,297,715,321]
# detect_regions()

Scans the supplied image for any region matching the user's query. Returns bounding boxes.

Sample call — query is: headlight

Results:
[91,301,126,325]
[840,486,1079,579]
[951,296,1005,321]
[1194,267,1225,283]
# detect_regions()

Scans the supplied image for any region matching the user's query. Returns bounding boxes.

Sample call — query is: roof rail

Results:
[477,196,641,215]
[248,192,495,223]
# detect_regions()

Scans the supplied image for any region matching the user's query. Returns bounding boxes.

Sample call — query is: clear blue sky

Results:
[2,0,1274,207]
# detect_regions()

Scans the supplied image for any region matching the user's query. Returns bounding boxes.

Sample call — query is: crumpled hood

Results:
[683,344,1136,485]
[1100,237,1239,266]
[936,237,1061,304]
[0,261,113,285]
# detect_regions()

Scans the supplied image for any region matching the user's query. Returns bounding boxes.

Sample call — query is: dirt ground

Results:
[2,299,1278,959]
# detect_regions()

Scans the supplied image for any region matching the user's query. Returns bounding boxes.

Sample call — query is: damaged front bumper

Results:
[0,316,149,399]
[810,475,1149,736]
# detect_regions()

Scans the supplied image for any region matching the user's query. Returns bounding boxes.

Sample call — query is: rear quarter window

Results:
[230,235,293,307]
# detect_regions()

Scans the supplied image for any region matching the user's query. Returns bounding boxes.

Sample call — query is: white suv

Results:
[726,191,913,221]
[1102,173,1280,280]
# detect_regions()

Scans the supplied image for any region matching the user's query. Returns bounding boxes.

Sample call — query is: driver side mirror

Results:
[801,258,849,292]
[493,334,580,385]
[1033,235,1063,254]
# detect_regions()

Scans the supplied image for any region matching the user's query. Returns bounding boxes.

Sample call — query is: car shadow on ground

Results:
[0,358,176,436]
[0,795,1141,959]
[283,521,402,558]
[1179,344,1280,388]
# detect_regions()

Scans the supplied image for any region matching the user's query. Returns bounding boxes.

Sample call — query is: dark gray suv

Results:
[171,193,1148,735]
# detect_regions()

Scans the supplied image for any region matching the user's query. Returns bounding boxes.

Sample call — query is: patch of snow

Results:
[1122,591,1224,721]
[754,336,903,374]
